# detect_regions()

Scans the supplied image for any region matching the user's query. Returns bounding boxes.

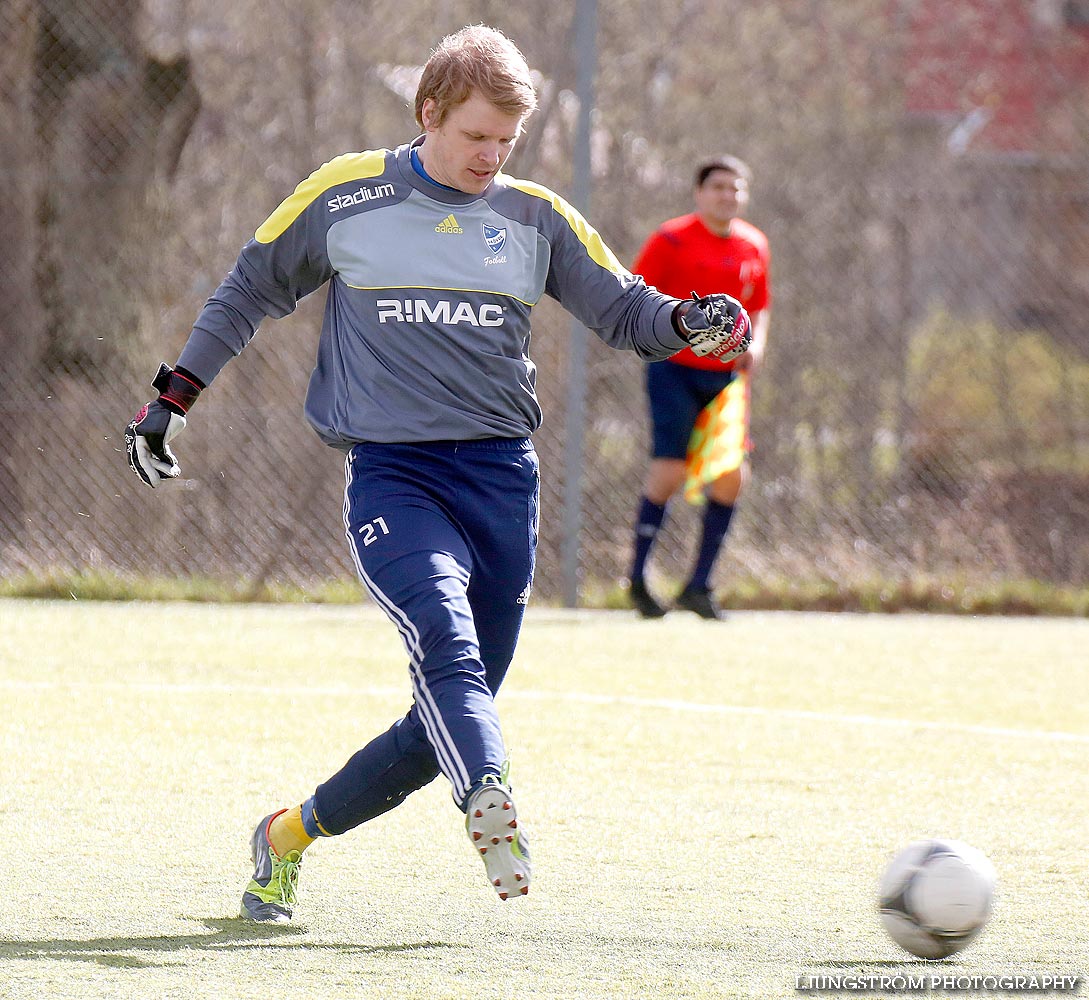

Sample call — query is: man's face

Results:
[419,91,525,195]
[694,169,749,233]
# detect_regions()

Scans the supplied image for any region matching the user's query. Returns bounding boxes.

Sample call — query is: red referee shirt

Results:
[632,213,771,371]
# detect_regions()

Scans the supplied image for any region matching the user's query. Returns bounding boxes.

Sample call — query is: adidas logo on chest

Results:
[434,214,463,234]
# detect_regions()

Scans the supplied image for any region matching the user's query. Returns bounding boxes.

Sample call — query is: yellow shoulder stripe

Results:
[255,149,388,244]
[501,175,627,275]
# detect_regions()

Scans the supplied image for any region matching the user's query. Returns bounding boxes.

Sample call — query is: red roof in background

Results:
[900,0,1089,154]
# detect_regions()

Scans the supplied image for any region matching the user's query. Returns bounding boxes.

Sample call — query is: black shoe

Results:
[675,585,724,620]
[629,579,667,618]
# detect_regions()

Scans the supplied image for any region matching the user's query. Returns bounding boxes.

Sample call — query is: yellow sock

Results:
[268,804,315,857]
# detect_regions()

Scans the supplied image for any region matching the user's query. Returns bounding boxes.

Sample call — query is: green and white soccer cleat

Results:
[465,777,531,900]
[240,810,302,923]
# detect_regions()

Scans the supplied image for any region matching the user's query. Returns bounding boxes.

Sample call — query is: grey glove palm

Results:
[126,400,186,487]
[124,363,203,488]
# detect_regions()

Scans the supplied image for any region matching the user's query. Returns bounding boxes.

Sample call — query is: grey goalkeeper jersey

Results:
[177,138,688,447]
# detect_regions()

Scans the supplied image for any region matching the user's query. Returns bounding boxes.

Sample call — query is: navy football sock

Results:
[687,500,735,591]
[630,496,667,583]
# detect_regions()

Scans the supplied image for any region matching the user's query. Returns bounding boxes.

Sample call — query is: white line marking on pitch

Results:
[514,690,1089,745]
[4,678,1088,745]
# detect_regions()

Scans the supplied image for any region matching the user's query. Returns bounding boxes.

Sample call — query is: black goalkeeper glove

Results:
[673,291,752,364]
[124,363,203,488]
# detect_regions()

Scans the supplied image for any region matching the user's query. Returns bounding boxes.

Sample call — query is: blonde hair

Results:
[415,25,537,130]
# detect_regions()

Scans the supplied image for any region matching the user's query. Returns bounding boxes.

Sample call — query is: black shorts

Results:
[646,360,738,459]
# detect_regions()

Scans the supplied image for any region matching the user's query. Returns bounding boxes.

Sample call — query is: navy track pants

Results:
[310,438,539,834]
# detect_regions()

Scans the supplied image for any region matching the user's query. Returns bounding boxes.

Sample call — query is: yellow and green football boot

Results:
[241,810,302,923]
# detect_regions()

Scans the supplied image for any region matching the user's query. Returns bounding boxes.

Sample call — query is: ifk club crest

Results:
[482,223,507,255]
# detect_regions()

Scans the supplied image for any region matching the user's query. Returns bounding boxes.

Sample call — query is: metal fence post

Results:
[562,0,598,608]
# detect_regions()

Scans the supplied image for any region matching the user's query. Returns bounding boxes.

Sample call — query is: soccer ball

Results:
[878,839,996,959]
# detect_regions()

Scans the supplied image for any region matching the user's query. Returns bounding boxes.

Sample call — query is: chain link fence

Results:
[2,0,1088,605]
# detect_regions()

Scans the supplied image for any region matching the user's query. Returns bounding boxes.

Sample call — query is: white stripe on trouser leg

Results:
[341,456,466,793]
[354,563,472,801]
[342,454,473,800]
[342,496,468,799]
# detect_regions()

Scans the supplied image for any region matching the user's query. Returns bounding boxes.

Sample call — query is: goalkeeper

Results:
[124,25,750,922]
[626,155,771,621]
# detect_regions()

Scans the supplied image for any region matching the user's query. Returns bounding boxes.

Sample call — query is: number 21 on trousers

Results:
[357,517,390,546]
